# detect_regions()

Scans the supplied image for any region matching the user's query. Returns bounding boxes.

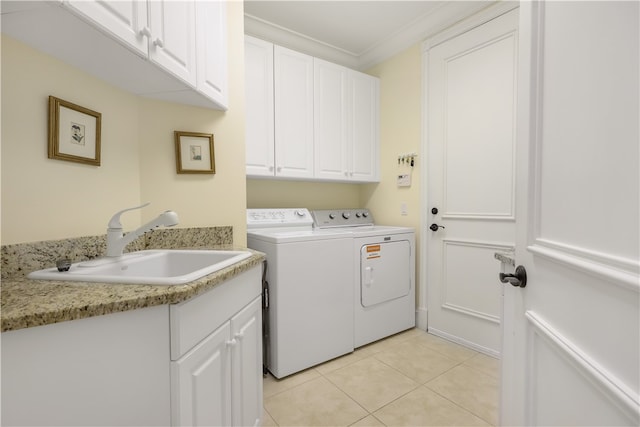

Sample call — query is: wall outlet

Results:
[401,202,408,216]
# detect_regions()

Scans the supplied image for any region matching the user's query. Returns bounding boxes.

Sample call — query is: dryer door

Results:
[360,240,411,307]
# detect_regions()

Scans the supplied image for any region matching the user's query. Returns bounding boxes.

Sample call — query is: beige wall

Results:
[365,43,424,300]
[247,179,363,209]
[139,1,248,245]
[0,2,248,246]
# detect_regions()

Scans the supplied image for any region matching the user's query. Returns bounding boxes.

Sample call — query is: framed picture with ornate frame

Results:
[48,96,102,166]
[174,131,215,174]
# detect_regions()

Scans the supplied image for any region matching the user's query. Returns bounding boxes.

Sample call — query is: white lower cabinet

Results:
[171,297,262,427]
[170,266,263,427]
[172,322,233,426]
[1,266,262,427]
[230,297,263,427]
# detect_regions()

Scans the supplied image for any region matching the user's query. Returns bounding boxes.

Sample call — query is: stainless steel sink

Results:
[27,249,252,285]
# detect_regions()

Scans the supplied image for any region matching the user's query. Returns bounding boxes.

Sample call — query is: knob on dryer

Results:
[342,212,351,219]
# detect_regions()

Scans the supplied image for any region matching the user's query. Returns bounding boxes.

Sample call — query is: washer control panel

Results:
[247,208,312,228]
[311,209,375,228]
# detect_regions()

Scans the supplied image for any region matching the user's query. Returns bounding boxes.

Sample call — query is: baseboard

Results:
[428,327,500,358]
[415,307,428,331]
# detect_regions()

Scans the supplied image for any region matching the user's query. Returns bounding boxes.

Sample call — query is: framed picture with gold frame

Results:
[174,131,215,174]
[48,96,102,166]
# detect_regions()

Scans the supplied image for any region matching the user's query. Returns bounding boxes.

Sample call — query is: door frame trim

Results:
[417,1,520,330]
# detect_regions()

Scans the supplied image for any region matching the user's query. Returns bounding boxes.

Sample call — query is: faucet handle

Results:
[108,202,151,229]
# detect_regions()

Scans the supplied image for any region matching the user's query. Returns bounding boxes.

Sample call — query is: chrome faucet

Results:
[106,202,179,257]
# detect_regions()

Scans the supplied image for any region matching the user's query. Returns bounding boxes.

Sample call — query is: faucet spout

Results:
[106,204,179,257]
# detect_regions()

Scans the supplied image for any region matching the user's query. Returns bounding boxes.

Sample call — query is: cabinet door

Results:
[148,0,196,86]
[195,1,227,109]
[66,0,148,56]
[172,322,232,427]
[245,36,276,177]
[230,297,263,427]
[349,71,380,182]
[314,58,349,181]
[274,45,315,178]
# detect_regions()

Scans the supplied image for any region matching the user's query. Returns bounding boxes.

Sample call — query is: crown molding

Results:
[244,14,360,69]
[358,1,494,70]
[244,1,501,71]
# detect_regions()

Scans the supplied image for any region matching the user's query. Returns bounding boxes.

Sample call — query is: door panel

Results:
[502,2,639,425]
[442,240,505,322]
[444,34,516,219]
[427,9,518,356]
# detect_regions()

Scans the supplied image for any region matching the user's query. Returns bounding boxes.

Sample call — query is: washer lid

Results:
[247,227,354,243]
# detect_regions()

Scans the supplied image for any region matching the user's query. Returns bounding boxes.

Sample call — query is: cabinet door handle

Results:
[153,37,164,48]
[234,332,244,341]
[139,27,152,38]
[226,338,237,347]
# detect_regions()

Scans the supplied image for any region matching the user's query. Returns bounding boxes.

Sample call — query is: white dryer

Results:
[246,209,354,379]
[312,209,416,347]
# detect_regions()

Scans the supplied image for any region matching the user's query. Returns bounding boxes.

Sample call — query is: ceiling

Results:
[244,0,496,70]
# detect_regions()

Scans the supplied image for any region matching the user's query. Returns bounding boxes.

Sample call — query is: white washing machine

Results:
[312,209,416,348]
[246,209,354,379]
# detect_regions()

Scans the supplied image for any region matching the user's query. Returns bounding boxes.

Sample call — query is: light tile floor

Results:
[262,328,500,427]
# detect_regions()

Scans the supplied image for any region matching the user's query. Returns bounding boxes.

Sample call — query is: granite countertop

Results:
[1,227,265,333]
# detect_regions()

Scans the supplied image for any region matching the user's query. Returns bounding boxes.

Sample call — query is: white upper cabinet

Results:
[147,0,196,86]
[1,0,227,110]
[314,59,380,182]
[314,58,349,180]
[195,1,228,107]
[245,36,275,177]
[349,71,380,182]
[274,45,315,179]
[66,0,149,55]
[245,36,379,182]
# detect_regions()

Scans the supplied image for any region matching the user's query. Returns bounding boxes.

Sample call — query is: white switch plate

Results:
[397,174,411,187]
[401,202,408,216]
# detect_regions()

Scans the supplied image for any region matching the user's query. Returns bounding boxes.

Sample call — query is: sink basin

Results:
[27,249,252,285]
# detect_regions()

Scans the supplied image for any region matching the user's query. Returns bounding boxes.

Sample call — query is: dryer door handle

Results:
[364,266,374,286]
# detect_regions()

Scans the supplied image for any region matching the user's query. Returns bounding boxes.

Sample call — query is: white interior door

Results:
[426,9,518,356]
[502,2,639,425]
